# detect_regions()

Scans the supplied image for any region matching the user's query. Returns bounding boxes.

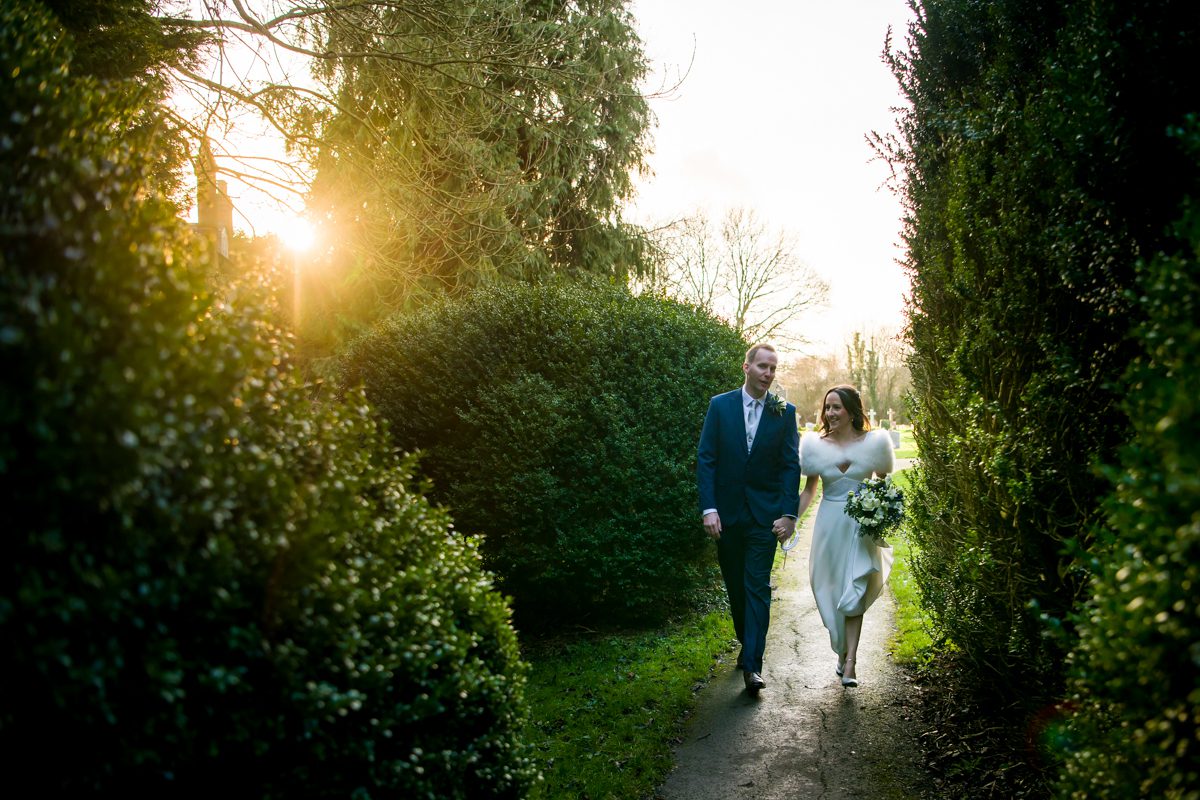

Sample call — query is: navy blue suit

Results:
[697,389,801,674]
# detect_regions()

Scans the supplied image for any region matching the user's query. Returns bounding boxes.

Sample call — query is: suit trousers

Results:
[716,514,776,674]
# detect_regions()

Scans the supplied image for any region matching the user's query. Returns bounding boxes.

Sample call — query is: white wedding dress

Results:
[801,429,895,657]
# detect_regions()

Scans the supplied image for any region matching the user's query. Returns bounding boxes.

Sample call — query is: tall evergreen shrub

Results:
[1057,120,1200,798]
[339,281,747,628]
[0,5,531,796]
[892,0,1200,689]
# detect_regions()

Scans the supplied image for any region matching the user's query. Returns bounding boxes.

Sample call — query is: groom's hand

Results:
[772,516,796,544]
[703,512,722,540]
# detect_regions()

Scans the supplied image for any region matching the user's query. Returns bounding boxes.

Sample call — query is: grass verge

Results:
[521,607,734,799]
[887,535,934,666]
[887,468,935,667]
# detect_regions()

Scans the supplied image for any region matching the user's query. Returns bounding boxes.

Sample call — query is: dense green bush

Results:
[892,0,1200,690]
[0,5,531,796]
[1057,121,1200,798]
[339,280,746,628]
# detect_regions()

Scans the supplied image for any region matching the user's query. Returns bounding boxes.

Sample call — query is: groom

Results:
[697,343,801,694]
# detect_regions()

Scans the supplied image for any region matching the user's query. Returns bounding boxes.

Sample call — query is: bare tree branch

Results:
[646,207,829,347]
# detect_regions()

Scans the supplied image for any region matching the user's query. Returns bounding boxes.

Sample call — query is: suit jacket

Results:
[697,389,802,528]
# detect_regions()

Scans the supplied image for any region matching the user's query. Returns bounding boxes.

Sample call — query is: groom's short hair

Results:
[745,343,777,364]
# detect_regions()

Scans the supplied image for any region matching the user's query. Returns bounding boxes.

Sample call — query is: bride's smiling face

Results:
[823,391,847,431]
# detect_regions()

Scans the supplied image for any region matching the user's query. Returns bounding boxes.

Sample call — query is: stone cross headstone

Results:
[868,408,877,428]
[888,408,896,430]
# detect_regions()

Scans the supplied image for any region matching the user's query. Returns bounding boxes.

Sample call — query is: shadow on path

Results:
[655,510,930,800]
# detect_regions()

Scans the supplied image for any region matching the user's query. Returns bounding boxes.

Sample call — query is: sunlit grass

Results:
[894,427,919,460]
[522,608,733,799]
[888,536,935,666]
[888,468,936,666]
[883,465,936,671]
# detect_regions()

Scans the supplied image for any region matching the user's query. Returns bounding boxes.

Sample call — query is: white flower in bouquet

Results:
[844,475,906,542]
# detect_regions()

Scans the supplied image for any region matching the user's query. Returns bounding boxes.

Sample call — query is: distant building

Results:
[192,138,233,261]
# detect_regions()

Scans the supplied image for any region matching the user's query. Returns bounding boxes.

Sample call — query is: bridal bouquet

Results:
[844,475,905,541]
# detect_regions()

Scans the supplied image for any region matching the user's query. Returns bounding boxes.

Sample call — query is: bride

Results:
[796,384,895,687]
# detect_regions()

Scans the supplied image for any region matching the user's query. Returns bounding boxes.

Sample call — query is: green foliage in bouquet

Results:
[0,5,531,795]
[339,280,747,629]
[1056,119,1200,799]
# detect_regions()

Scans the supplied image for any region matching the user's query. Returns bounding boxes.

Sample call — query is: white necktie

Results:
[746,400,761,451]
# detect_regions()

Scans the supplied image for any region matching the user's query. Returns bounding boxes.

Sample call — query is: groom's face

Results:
[743,349,778,397]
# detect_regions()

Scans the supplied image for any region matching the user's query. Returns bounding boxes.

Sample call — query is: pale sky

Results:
[628,0,915,355]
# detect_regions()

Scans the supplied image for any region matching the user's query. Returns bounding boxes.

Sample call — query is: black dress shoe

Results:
[744,671,765,693]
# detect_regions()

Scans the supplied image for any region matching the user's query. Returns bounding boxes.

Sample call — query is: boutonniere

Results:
[765,392,786,416]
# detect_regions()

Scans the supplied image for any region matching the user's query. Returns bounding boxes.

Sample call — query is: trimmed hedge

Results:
[1058,120,1200,798]
[0,5,531,796]
[339,280,746,628]
[892,1,1200,793]
[893,0,1200,690]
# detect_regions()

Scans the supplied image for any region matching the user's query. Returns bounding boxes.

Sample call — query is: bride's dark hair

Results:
[819,384,871,434]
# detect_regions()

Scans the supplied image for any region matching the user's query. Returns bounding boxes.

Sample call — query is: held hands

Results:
[772,516,796,545]
[703,513,793,544]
